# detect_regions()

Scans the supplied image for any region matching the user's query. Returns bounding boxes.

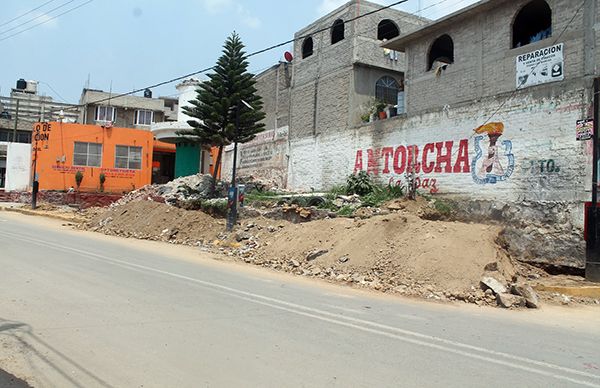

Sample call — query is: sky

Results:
[0,0,478,104]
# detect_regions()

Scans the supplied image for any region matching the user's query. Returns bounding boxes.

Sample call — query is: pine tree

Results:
[178,32,265,186]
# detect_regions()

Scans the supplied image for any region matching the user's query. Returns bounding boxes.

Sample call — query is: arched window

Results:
[512,0,552,48]
[428,34,454,71]
[331,19,345,44]
[376,76,402,105]
[377,19,400,40]
[302,37,313,59]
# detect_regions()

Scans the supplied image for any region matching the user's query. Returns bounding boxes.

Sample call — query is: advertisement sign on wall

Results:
[516,43,564,88]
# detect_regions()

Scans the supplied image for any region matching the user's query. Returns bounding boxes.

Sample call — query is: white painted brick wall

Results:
[288,88,591,227]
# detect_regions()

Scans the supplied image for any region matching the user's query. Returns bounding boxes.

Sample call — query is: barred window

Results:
[375,76,401,106]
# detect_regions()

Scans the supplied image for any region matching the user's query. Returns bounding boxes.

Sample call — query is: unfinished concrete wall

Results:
[404,0,588,114]
[4,142,31,191]
[222,126,289,188]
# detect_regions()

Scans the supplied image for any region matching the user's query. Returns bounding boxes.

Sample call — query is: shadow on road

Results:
[0,318,114,388]
[0,369,33,388]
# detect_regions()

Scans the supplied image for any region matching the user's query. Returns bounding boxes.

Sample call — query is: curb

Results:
[534,284,600,298]
[1,206,84,223]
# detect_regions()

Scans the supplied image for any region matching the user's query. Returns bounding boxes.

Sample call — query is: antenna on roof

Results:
[417,0,423,15]
[108,80,112,107]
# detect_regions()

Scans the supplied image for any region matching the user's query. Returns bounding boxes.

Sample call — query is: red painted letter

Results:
[381,147,394,174]
[453,139,471,173]
[353,150,363,173]
[393,146,407,174]
[435,141,454,173]
[421,143,435,173]
[367,148,381,175]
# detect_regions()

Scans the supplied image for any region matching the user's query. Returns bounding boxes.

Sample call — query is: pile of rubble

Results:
[158,174,216,205]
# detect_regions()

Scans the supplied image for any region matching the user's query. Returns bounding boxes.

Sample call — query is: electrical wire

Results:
[0,0,79,36]
[0,0,58,29]
[48,0,444,115]
[0,0,94,43]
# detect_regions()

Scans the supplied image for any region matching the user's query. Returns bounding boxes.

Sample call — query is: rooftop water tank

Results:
[16,78,27,90]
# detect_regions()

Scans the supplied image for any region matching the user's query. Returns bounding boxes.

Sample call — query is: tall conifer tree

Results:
[179,32,265,185]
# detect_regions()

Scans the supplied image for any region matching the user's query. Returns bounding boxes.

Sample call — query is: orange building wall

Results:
[33,122,154,193]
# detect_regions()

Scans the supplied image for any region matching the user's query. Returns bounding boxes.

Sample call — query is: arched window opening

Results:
[302,37,313,59]
[375,76,402,106]
[428,34,454,71]
[512,0,552,48]
[331,19,345,44]
[377,19,400,40]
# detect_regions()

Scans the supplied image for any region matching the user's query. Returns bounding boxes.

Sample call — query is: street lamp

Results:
[226,99,254,231]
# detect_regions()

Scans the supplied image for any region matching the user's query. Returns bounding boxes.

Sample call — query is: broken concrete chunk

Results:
[480,276,507,295]
[496,293,525,308]
[510,284,541,309]
[306,249,329,261]
[235,232,252,242]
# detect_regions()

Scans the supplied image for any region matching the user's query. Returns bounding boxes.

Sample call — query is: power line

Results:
[0,0,78,36]
[0,0,58,29]
[0,0,93,43]
[50,0,414,115]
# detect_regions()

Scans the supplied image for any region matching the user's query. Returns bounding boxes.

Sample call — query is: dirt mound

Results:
[80,197,523,306]
[84,200,223,245]
[250,211,510,295]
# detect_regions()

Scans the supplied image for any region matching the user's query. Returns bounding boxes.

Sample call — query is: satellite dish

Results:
[284,51,293,62]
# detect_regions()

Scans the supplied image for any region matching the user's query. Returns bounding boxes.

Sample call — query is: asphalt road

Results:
[0,211,599,388]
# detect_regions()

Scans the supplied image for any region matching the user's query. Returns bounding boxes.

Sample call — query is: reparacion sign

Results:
[516,43,564,88]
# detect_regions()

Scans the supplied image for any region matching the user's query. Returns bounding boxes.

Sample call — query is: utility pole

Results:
[226,100,254,232]
[31,125,40,210]
[226,103,240,232]
[586,77,600,282]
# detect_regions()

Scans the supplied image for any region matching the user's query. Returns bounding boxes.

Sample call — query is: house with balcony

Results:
[79,88,177,183]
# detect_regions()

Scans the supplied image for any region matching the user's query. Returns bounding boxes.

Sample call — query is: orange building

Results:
[33,122,161,193]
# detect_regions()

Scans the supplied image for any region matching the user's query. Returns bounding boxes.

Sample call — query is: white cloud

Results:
[200,0,233,14]
[199,0,261,29]
[317,0,347,16]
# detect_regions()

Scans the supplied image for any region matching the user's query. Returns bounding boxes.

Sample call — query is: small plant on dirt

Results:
[337,205,355,217]
[362,184,405,207]
[99,173,106,192]
[433,199,455,215]
[244,190,281,203]
[346,171,375,196]
[75,171,84,189]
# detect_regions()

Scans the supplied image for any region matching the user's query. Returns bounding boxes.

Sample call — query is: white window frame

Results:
[73,141,102,167]
[115,145,143,170]
[134,110,154,126]
[95,106,116,123]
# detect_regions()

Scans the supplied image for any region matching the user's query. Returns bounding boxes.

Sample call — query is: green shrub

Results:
[346,171,375,196]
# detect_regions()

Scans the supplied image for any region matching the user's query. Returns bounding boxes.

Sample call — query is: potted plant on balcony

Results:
[375,100,387,120]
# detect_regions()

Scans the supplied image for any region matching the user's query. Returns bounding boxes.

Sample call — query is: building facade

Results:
[32,122,154,193]
[79,88,177,183]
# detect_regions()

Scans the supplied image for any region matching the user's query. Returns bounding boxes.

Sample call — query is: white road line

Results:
[1,229,600,387]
